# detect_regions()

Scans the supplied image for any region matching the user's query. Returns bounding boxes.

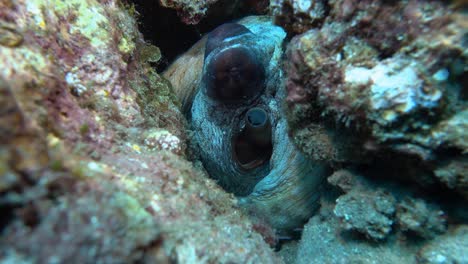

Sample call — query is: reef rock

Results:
[271,0,328,34]
[396,198,447,239]
[291,168,456,263]
[0,0,280,262]
[297,206,415,264]
[157,0,269,25]
[334,189,396,240]
[417,225,468,264]
[282,0,467,194]
[158,0,219,24]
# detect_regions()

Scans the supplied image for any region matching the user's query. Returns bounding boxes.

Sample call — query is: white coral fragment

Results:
[345,58,442,124]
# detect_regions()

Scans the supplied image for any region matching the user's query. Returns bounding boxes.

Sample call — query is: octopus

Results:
[164,16,328,235]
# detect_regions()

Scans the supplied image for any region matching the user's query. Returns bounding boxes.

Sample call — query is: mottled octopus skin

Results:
[164,16,328,234]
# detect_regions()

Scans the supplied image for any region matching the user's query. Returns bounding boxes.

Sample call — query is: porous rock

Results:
[0,1,281,262]
[281,0,467,195]
[417,225,468,264]
[396,198,447,239]
[334,189,396,240]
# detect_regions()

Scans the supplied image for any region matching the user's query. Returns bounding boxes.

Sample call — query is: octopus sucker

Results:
[163,16,329,235]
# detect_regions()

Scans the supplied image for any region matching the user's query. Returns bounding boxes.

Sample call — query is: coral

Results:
[328,169,450,241]
[345,57,442,128]
[97,150,282,263]
[0,24,23,47]
[292,123,368,163]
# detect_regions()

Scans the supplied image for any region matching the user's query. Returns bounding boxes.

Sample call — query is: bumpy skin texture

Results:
[190,17,328,234]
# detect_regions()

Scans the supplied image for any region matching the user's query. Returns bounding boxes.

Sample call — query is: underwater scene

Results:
[0,0,467,263]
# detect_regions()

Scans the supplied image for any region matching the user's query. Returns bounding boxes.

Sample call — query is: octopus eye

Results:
[205,46,265,102]
[205,23,251,58]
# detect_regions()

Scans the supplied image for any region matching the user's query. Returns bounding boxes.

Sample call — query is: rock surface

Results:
[276,1,467,261]
[0,1,280,262]
[417,225,468,264]
[396,198,447,239]
[281,0,467,185]
[334,189,396,240]
[297,207,416,264]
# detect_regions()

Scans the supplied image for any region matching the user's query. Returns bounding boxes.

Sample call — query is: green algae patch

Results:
[118,36,135,54]
[139,44,162,63]
[110,191,158,242]
[129,66,186,138]
[26,0,111,48]
[0,46,50,79]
